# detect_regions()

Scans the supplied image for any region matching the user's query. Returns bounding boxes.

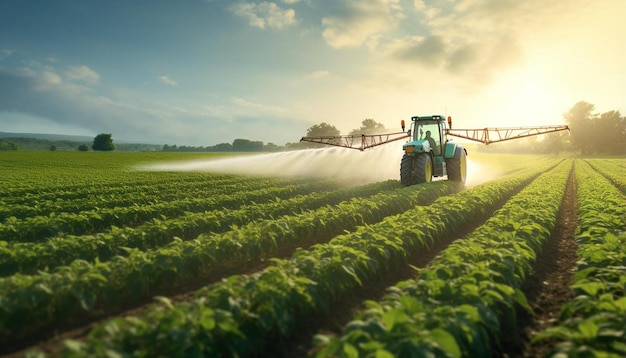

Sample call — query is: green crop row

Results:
[585,158,626,195]
[313,160,572,357]
[532,160,626,357]
[0,181,456,344]
[54,166,550,357]
[0,180,400,276]
[0,180,340,243]
[0,151,228,197]
[0,171,236,206]
[0,175,281,221]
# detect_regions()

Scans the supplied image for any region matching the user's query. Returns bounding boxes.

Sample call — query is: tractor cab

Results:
[403,115,448,156]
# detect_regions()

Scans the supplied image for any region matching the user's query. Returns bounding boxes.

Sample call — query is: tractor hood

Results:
[402,139,431,154]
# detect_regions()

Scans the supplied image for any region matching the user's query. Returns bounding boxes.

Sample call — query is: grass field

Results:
[0,150,624,357]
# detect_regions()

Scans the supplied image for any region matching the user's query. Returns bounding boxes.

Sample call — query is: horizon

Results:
[1,0,624,146]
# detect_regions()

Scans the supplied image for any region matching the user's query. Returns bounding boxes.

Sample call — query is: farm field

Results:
[0,150,624,357]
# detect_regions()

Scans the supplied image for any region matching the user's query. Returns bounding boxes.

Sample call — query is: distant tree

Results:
[77,144,89,151]
[284,141,307,150]
[232,138,263,152]
[543,131,568,154]
[213,143,233,152]
[0,141,18,151]
[564,102,626,155]
[597,110,626,155]
[302,122,341,149]
[349,118,387,135]
[564,101,595,155]
[263,142,280,152]
[92,134,115,151]
[49,145,57,151]
[306,122,340,137]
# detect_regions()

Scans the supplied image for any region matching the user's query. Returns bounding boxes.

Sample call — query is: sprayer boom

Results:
[299,114,570,187]
[446,125,569,145]
[300,132,410,151]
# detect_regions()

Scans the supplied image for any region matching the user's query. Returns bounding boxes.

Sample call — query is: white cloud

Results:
[231,97,287,113]
[159,75,178,86]
[377,0,591,84]
[40,71,63,85]
[413,0,425,11]
[321,0,400,49]
[0,49,15,60]
[311,70,330,79]
[65,65,100,84]
[231,2,296,29]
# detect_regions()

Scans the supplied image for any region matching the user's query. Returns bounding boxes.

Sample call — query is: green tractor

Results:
[400,115,466,185]
[300,114,568,186]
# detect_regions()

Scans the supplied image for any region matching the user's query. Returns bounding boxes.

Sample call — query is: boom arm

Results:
[300,120,570,151]
[300,131,410,151]
[446,125,569,145]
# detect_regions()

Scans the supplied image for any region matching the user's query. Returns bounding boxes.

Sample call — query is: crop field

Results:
[0,151,624,357]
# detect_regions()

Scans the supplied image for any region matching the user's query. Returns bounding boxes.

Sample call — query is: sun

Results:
[485,66,566,127]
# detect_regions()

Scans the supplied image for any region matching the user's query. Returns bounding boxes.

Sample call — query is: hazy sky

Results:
[1,0,624,146]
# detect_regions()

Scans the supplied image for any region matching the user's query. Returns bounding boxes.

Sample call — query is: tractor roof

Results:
[411,115,446,122]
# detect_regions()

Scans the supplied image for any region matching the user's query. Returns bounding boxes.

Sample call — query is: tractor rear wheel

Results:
[400,153,432,186]
[446,147,467,183]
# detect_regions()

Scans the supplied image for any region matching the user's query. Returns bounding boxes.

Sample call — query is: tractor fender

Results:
[444,142,466,159]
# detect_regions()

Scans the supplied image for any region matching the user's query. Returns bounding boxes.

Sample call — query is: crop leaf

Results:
[342,343,359,358]
[572,281,605,296]
[375,349,395,358]
[577,320,599,339]
[513,288,533,313]
[429,328,461,358]
[381,309,408,331]
[342,264,362,286]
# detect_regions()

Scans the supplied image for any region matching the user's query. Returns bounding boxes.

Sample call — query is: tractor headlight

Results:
[406,146,414,153]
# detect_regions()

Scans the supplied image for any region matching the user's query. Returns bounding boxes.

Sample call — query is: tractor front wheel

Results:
[400,154,416,186]
[400,153,432,186]
[414,153,433,184]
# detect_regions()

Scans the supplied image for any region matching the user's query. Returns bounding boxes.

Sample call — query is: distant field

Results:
[0,151,624,357]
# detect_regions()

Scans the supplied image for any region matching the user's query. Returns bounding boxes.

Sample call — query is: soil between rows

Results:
[494,165,578,357]
[517,166,578,357]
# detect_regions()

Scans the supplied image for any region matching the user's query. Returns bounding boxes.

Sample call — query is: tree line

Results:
[162,139,282,152]
[1,102,622,154]
[478,101,625,155]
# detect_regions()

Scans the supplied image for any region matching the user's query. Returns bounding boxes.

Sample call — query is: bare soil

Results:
[497,167,579,357]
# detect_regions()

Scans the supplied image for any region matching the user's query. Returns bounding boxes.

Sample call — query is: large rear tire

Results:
[446,147,467,183]
[400,153,432,186]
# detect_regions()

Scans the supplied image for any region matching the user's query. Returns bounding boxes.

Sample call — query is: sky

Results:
[1,0,624,146]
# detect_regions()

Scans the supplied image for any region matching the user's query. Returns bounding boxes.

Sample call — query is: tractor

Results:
[399,115,466,185]
[300,115,569,186]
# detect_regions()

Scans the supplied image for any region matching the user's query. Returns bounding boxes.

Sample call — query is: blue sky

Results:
[1,0,624,146]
